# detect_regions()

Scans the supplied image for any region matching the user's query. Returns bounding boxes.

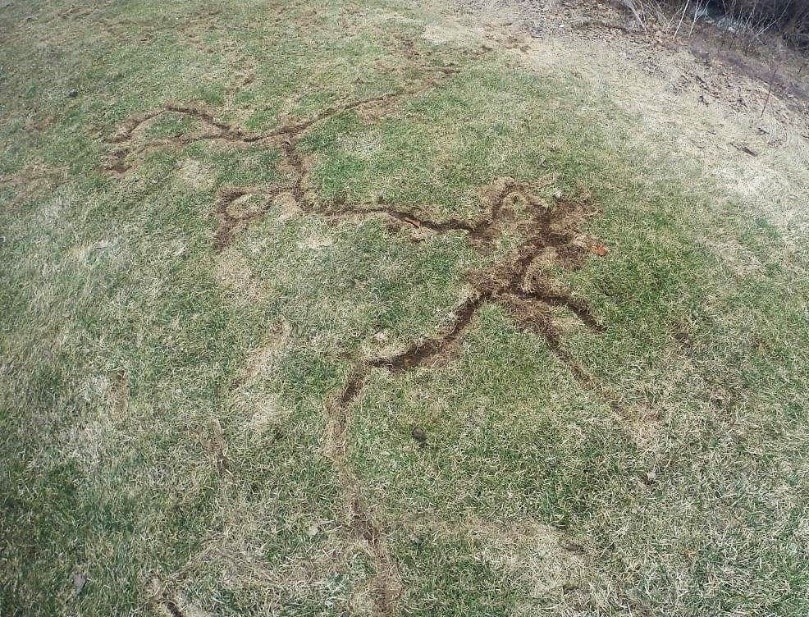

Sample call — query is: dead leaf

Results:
[590,243,609,257]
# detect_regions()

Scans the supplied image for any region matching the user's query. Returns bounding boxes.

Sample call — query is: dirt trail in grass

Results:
[103,59,466,249]
[104,49,485,616]
[318,180,611,613]
[5,0,806,612]
[105,7,779,607]
[104,39,617,610]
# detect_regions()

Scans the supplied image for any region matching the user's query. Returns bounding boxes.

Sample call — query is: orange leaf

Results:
[591,243,609,257]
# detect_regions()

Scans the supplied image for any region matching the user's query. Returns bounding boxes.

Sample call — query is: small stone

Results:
[67,89,79,98]
[411,426,427,443]
[72,571,87,595]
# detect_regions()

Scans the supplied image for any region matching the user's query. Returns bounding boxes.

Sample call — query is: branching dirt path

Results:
[104,44,612,616]
[320,178,609,613]
[3,0,808,613]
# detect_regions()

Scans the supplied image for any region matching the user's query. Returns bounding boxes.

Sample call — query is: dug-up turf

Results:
[104,46,611,617]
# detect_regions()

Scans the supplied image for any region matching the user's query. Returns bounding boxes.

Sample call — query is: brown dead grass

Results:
[403,513,587,603]
[214,248,265,301]
[430,0,809,239]
[175,158,215,191]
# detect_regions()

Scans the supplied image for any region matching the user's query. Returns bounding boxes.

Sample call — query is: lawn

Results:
[1,1,807,615]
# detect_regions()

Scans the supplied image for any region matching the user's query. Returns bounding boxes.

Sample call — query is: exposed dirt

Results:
[104,40,611,617]
[213,187,280,252]
[163,599,185,617]
[334,180,609,414]
[153,589,213,617]
[370,295,485,374]
[317,357,405,614]
[371,182,604,375]
[8,0,802,611]
[103,58,482,617]
[350,493,402,617]
[320,365,404,614]
[103,53,478,254]
[318,181,610,615]
[147,577,193,617]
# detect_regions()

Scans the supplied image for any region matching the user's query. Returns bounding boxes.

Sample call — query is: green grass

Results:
[1,1,808,615]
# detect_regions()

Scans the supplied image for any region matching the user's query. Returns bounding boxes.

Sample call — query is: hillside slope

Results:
[1,1,807,615]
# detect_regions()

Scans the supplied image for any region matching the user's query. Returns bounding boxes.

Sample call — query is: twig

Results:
[621,0,648,32]
[760,60,777,118]
[689,0,702,36]
[674,0,691,39]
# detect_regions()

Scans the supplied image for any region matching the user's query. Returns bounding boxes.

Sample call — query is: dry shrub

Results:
[713,0,808,47]
[623,0,809,48]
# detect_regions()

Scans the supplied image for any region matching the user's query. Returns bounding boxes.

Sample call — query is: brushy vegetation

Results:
[624,0,809,47]
[713,0,808,41]
[1,1,807,616]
